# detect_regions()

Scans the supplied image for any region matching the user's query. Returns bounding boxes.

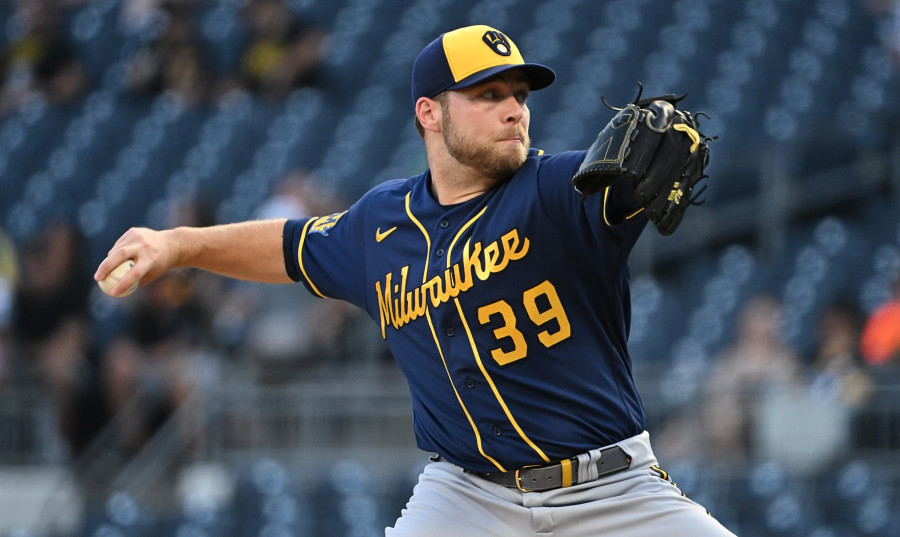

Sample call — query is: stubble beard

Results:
[442,108,530,183]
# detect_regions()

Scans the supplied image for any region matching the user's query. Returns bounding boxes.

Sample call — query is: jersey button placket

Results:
[435,219,449,260]
[465,378,475,389]
[491,426,502,436]
[445,327,454,337]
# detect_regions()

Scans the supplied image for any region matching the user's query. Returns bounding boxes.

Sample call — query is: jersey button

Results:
[436,248,445,257]
[445,327,455,337]
[492,426,502,436]
[465,378,475,389]
[439,219,450,228]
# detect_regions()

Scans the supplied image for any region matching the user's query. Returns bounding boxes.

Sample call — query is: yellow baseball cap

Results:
[411,25,556,108]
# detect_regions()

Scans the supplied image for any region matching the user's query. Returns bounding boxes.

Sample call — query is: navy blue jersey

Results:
[283,148,648,473]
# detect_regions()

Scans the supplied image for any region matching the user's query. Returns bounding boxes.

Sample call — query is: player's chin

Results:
[507,144,528,168]
[496,139,527,157]
[491,152,527,180]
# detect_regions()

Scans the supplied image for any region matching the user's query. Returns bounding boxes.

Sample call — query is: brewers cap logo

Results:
[482,30,512,57]
[410,25,555,107]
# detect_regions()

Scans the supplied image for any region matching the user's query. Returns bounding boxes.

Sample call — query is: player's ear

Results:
[415,96,442,133]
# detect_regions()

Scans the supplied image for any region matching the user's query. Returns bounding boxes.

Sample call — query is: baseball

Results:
[98,259,139,297]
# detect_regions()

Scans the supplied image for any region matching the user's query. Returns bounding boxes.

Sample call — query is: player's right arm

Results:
[94,219,291,296]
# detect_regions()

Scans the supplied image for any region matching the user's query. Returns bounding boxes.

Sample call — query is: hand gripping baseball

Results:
[94,227,179,297]
[571,84,714,236]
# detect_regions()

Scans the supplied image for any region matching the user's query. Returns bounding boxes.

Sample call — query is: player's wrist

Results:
[163,227,191,270]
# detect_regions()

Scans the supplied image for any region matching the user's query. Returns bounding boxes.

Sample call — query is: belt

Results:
[476,445,632,492]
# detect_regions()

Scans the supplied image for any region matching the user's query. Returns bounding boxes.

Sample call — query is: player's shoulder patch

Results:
[308,211,347,236]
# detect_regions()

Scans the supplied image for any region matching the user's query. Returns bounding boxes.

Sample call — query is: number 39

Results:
[476,280,572,366]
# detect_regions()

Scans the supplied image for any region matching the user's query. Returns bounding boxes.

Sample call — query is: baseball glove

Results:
[571,84,713,236]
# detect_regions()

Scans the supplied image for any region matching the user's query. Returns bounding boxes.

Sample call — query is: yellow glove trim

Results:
[673,123,701,153]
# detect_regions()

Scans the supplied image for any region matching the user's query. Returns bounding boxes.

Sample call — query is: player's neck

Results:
[429,174,496,205]
[427,150,500,206]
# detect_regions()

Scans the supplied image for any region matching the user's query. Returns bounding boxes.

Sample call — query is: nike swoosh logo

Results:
[376,226,397,242]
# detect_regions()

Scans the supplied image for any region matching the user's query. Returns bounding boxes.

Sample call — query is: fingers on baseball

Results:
[94,255,137,296]
[95,244,134,281]
[95,229,151,295]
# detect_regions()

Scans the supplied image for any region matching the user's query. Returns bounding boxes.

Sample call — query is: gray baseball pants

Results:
[386,431,736,537]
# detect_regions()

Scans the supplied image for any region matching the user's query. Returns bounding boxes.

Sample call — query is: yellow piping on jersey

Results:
[297,217,328,298]
[407,191,505,472]
[447,205,488,268]
[602,186,644,227]
[447,207,551,462]
[454,298,551,464]
[425,309,506,472]
[405,192,431,282]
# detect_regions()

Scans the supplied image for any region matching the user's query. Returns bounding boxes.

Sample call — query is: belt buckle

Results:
[514,465,541,492]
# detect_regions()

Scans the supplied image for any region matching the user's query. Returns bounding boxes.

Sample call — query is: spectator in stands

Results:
[119,0,197,34]
[97,198,220,454]
[232,0,327,98]
[0,0,89,115]
[241,172,385,379]
[124,0,211,107]
[125,197,222,350]
[254,170,314,221]
[11,220,108,456]
[749,300,873,475]
[860,274,900,366]
[98,333,188,456]
[701,294,803,462]
[861,0,900,66]
[809,300,872,406]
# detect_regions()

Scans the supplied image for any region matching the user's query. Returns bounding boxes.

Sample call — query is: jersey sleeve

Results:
[282,202,367,308]
[535,150,647,263]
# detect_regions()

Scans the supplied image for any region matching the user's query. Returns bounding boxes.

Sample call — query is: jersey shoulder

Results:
[532,149,587,179]
[355,173,424,207]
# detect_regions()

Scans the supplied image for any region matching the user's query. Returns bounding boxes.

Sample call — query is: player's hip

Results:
[464,430,655,494]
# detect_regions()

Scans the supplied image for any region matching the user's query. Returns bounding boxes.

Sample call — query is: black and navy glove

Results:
[571,86,713,236]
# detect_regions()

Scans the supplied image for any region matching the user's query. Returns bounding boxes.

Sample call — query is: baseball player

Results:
[96,25,732,536]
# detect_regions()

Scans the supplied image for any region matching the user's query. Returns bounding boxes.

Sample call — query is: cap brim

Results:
[447,63,556,93]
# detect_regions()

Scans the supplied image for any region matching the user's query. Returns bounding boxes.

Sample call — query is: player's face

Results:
[442,71,531,180]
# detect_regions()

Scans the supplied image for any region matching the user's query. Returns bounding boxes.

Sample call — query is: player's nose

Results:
[501,96,525,124]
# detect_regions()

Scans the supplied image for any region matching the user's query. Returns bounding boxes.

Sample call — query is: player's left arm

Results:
[535,151,647,271]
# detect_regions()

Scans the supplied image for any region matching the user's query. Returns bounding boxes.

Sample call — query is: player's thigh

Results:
[557,473,736,537]
[386,462,530,537]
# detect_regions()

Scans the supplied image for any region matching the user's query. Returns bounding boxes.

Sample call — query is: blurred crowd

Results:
[865,0,900,65]
[0,0,348,465]
[0,176,386,465]
[655,287,900,474]
[0,0,329,116]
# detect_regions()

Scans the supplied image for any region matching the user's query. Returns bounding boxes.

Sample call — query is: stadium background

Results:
[1,0,900,536]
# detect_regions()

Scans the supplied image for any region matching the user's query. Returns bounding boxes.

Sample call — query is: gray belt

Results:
[476,445,632,492]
